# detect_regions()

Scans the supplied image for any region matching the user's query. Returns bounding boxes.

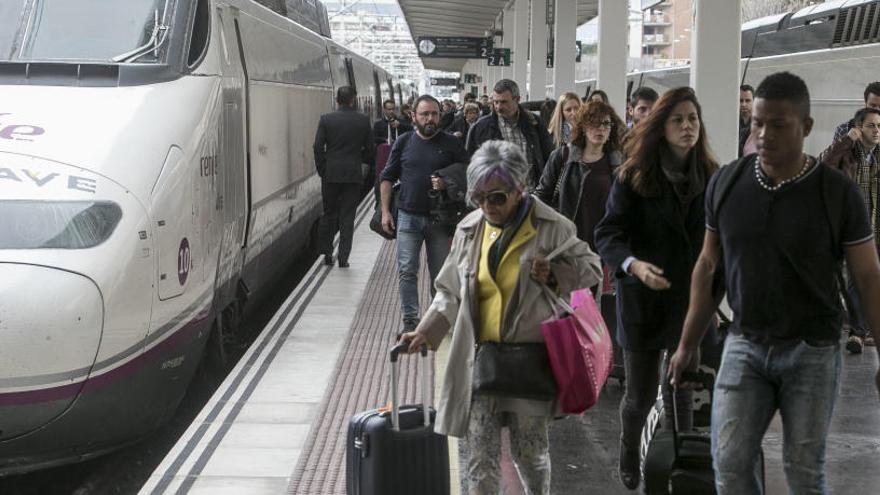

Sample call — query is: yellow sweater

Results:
[477,212,536,342]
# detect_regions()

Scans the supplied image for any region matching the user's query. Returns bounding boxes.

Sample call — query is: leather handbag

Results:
[472,342,557,400]
[470,237,582,401]
[369,184,399,240]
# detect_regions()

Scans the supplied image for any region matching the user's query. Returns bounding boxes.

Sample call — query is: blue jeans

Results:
[711,334,842,495]
[396,209,451,321]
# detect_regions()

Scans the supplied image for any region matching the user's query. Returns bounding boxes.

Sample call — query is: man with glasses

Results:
[379,95,468,332]
[821,107,880,353]
[466,79,554,187]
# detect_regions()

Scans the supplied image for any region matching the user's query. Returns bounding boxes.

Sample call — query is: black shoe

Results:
[338,259,350,268]
[402,318,419,333]
[618,435,640,490]
[323,254,334,266]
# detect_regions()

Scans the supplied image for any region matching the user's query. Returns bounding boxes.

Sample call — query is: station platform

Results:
[142,195,880,495]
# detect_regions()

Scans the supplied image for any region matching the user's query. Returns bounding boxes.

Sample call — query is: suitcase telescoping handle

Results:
[389,342,431,431]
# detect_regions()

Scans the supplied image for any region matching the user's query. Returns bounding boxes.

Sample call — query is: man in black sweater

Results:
[379,95,468,331]
[313,86,375,267]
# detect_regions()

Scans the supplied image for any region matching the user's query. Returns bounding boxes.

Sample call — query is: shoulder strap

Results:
[552,146,571,207]
[712,154,756,221]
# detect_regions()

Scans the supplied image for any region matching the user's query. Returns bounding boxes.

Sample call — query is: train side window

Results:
[188,0,211,68]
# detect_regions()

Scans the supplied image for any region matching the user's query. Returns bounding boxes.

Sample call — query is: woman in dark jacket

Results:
[593,87,718,491]
[449,102,481,142]
[536,100,624,250]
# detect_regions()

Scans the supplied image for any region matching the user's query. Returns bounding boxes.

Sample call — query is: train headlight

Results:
[0,200,122,249]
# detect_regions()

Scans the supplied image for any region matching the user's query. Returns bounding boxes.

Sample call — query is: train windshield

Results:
[0,201,123,249]
[0,0,174,64]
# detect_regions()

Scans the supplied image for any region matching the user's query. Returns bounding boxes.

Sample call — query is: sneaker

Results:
[865,335,876,346]
[846,334,864,354]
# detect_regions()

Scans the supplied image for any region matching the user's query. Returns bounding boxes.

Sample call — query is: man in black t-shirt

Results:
[669,72,880,495]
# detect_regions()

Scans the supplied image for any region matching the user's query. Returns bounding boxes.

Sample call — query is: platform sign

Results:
[487,48,511,67]
[430,77,459,86]
[417,36,493,59]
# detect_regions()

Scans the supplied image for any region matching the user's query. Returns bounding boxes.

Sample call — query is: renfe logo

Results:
[0,113,46,141]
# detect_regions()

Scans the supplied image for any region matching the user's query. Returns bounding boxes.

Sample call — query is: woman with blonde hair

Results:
[547,92,582,148]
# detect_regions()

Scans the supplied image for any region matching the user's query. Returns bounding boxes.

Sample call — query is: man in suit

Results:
[313,86,375,268]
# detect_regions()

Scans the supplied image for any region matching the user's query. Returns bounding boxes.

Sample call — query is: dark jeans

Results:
[620,349,693,451]
[318,182,361,262]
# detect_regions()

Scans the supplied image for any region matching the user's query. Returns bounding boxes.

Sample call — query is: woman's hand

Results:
[398,331,427,353]
[530,256,551,285]
[630,260,671,290]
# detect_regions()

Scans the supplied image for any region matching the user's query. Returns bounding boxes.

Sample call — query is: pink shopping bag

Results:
[541,288,614,414]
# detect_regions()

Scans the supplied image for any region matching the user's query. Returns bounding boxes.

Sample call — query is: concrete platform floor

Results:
[545,348,880,494]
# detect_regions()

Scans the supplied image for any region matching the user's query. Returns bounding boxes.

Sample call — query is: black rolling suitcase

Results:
[642,377,764,494]
[346,343,450,495]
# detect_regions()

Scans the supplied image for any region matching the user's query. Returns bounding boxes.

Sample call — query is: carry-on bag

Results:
[345,343,449,495]
[541,287,613,413]
[642,377,765,494]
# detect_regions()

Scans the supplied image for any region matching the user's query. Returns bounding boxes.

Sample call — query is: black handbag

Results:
[472,342,557,401]
[370,183,399,240]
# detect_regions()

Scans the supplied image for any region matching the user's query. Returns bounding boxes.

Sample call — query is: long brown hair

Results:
[618,87,718,197]
[570,100,625,155]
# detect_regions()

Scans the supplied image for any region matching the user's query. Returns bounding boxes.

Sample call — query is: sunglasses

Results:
[473,189,514,206]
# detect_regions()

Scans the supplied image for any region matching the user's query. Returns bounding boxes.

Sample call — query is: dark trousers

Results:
[318,182,361,262]
[620,349,692,451]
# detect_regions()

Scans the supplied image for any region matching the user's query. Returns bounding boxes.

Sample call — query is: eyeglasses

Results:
[863,123,880,131]
[588,121,614,129]
[473,189,513,206]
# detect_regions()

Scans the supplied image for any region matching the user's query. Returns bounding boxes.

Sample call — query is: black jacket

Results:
[465,106,554,186]
[449,116,474,141]
[594,171,709,351]
[373,116,412,144]
[313,107,375,183]
[536,144,623,219]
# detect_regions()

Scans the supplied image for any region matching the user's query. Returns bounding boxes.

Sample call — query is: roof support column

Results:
[501,8,514,80]
[690,0,742,163]
[597,0,628,116]
[529,0,548,100]
[552,0,577,96]
[513,0,529,90]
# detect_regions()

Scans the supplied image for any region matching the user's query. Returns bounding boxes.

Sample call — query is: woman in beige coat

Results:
[401,140,602,494]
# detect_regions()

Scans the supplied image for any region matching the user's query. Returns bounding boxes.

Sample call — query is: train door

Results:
[386,78,395,104]
[213,6,250,305]
[373,70,382,119]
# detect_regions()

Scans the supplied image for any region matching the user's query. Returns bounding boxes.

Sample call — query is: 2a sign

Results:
[487,48,511,67]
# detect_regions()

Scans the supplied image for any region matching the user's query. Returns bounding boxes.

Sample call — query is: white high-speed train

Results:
[577,0,880,156]
[0,0,412,474]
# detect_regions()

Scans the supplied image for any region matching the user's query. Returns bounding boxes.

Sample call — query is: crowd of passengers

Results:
[312,73,880,494]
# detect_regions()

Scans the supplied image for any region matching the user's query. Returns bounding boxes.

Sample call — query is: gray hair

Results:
[466,140,530,206]
[493,79,520,99]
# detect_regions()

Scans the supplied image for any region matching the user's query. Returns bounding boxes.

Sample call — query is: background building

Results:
[641,0,692,68]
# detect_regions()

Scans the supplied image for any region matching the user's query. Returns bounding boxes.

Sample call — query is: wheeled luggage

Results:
[346,343,449,495]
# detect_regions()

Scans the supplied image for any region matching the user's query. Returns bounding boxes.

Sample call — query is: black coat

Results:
[449,116,474,141]
[535,144,623,219]
[594,172,708,350]
[313,107,375,183]
[465,106,554,185]
[373,117,412,144]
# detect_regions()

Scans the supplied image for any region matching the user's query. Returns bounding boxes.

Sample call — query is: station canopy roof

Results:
[398,0,600,72]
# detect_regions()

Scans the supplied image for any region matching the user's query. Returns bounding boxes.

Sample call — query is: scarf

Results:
[659,145,706,206]
[486,193,534,278]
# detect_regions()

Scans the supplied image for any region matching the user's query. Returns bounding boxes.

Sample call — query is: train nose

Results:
[0,263,103,440]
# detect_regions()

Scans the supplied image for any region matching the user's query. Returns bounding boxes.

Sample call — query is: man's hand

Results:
[399,331,427,353]
[847,127,863,143]
[431,176,447,190]
[668,346,701,388]
[630,260,672,290]
[453,131,463,138]
[381,210,396,235]
[530,256,551,285]
[390,120,400,129]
